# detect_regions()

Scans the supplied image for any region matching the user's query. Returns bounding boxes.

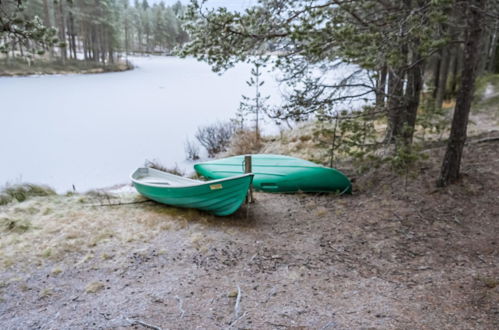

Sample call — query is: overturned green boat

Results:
[131,167,253,216]
[194,154,352,194]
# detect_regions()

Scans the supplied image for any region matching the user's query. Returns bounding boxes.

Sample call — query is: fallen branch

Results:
[126,317,163,330]
[471,136,499,144]
[234,285,242,319]
[175,295,185,318]
[228,311,247,328]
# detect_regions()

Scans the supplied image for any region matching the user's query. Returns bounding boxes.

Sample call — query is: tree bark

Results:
[376,64,387,110]
[432,53,441,99]
[67,4,77,60]
[54,0,67,63]
[435,47,451,110]
[403,49,424,144]
[385,67,405,143]
[437,0,486,187]
[487,21,499,72]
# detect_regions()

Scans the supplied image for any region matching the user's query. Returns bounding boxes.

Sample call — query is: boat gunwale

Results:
[130,167,253,189]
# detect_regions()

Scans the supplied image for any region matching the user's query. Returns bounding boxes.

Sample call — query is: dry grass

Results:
[39,288,53,299]
[85,281,105,294]
[227,129,263,155]
[144,159,185,176]
[0,58,133,77]
[0,193,194,270]
[0,183,55,206]
[51,267,63,276]
[0,217,32,233]
[0,139,497,329]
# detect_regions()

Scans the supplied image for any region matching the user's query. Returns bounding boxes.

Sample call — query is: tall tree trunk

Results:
[124,12,129,57]
[68,6,77,60]
[386,0,412,145]
[385,67,405,143]
[450,44,464,96]
[376,64,388,109]
[403,49,424,144]
[437,0,486,187]
[435,47,451,110]
[91,27,98,62]
[446,47,457,94]
[42,0,54,58]
[487,21,499,72]
[54,0,67,63]
[477,29,491,75]
[432,53,441,100]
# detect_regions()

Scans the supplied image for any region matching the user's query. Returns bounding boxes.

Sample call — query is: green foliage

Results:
[180,0,457,130]
[416,95,449,141]
[1,0,188,65]
[386,143,428,175]
[312,107,378,167]
[0,1,57,54]
[238,60,270,136]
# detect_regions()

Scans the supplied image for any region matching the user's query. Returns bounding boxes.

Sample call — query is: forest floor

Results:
[0,104,498,328]
[0,58,132,77]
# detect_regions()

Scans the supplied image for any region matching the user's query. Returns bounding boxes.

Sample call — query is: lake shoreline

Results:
[0,59,133,77]
[0,56,280,193]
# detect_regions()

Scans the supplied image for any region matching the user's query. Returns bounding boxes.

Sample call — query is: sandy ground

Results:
[0,137,498,329]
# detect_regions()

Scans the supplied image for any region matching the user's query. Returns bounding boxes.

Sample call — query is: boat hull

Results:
[194,154,352,194]
[131,168,253,216]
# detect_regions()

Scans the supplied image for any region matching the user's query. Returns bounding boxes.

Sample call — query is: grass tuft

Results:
[41,248,52,258]
[51,267,63,276]
[0,184,55,205]
[0,217,32,233]
[39,288,53,298]
[85,281,105,294]
[478,276,499,289]
[227,129,263,155]
[145,159,185,176]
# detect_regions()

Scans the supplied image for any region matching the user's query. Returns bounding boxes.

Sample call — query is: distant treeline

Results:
[1,0,189,64]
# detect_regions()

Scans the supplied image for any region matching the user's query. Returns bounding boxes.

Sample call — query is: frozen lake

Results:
[0,56,282,192]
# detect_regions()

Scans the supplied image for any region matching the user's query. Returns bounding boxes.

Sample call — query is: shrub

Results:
[184,139,200,161]
[195,121,235,157]
[228,129,263,155]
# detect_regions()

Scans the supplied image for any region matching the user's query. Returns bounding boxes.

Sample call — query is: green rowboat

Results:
[131,167,253,216]
[194,154,352,194]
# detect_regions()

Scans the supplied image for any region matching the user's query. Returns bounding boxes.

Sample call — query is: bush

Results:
[195,121,235,157]
[184,139,200,160]
[228,129,263,155]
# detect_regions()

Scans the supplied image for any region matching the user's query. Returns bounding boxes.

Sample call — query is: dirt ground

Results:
[0,137,497,329]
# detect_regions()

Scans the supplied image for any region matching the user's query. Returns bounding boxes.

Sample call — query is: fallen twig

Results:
[175,295,185,318]
[472,136,499,144]
[228,311,247,328]
[126,317,163,330]
[234,285,242,319]
[320,321,337,330]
